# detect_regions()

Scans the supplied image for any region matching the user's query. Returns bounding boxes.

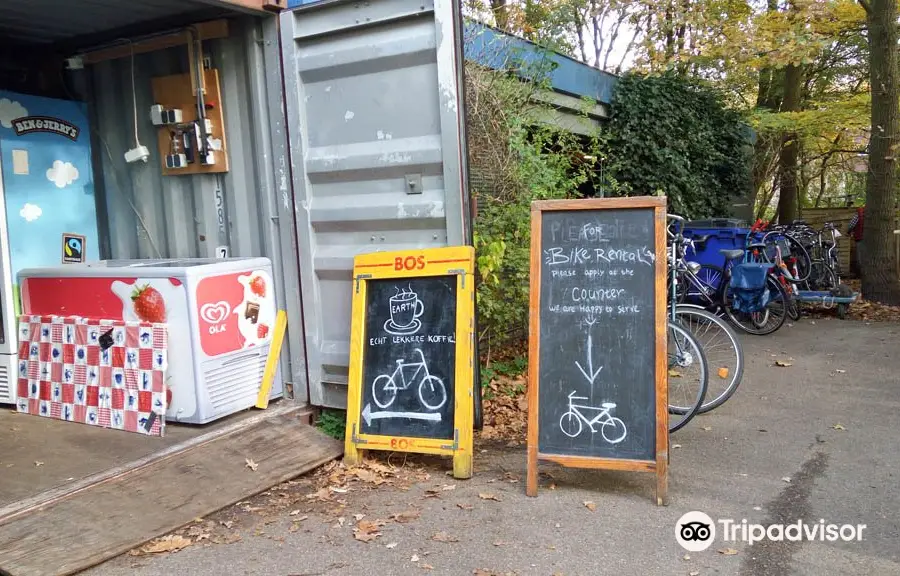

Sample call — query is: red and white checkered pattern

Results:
[16,315,168,437]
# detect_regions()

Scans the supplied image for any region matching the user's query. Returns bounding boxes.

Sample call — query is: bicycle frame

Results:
[386,349,429,392]
[566,394,614,430]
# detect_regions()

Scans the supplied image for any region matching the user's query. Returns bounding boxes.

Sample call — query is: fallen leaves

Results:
[782,477,792,483]
[832,423,846,431]
[353,519,386,543]
[390,510,421,523]
[479,375,528,442]
[456,503,474,511]
[774,360,793,367]
[245,458,259,471]
[717,367,730,379]
[583,501,597,512]
[186,525,211,541]
[385,542,398,549]
[432,531,459,543]
[130,535,192,556]
[718,548,739,556]
[668,368,683,378]
[478,493,502,502]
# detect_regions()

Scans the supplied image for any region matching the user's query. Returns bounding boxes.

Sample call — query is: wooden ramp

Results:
[0,410,342,576]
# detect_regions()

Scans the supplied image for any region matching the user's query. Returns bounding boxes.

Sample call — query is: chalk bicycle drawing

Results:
[372,348,447,411]
[559,391,628,443]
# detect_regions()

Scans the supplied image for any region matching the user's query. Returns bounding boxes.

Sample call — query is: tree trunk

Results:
[777,63,803,223]
[489,0,509,30]
[861,0,900,304]
[749,0,783,213]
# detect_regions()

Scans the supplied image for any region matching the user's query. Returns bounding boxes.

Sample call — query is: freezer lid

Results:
[18,257,273,278]
[279,0,471,409]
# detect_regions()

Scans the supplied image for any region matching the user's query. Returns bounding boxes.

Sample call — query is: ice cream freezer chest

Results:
[16,257,282,423]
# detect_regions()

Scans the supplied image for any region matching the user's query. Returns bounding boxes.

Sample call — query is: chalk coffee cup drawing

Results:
[385,290,424,335]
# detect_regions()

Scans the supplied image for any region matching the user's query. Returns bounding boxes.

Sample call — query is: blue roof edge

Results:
[285,1,617,105]
[462,19,617,105]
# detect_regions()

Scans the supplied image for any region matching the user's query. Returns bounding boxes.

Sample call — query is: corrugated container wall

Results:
[65,16,307,402]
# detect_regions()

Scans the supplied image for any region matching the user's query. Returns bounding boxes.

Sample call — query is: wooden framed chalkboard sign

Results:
[344,246,475,479]
[526,197,668,505]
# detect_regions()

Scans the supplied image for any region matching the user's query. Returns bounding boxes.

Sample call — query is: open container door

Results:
[280,0,473,410]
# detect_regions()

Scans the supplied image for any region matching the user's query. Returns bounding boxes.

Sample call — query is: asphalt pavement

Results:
[85,318,900,576]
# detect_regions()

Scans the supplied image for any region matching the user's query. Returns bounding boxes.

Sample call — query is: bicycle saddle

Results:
[601,402,616,409]
[719,249,745,260]
[692,234,712,244]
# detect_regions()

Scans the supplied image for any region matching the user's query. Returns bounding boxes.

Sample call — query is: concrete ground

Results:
[0,405,266,507]
[86,319,900,576]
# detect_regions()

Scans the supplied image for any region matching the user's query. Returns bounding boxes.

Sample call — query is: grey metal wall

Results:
[69,15,308,402]
[280,0,470,409]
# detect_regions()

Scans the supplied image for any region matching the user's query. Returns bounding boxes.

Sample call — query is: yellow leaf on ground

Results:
[718,367,729,379]
[478,493,502,502]
[391,510,421,523]
[832,423,846,431]
[135,535,193,555]
[353,530,381,542]
[245,458,259,471]
[775,361,793,367]
[583,501,597,512]
[668,369,682,378]
[432,531,459,543]
[718,548,739,555]
[457,503,474,510]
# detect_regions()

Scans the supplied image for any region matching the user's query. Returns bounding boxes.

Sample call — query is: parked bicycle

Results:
[674,231,790,336]
[667,215,745,417]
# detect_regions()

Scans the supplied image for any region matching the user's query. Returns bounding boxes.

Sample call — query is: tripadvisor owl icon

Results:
[676,511,716,552]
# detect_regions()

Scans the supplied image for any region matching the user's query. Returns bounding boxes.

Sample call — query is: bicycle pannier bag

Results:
[729,263,773,313]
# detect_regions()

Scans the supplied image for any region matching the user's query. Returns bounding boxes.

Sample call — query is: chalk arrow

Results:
[362,403,442,426]
[575,328,603,385]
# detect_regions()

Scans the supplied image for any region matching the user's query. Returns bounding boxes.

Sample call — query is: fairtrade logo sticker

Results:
[62,233,85,264]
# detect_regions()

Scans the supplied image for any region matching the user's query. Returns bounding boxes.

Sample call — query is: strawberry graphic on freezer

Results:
[18,257,282,424]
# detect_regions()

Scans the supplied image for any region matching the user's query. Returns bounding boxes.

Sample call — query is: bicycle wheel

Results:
[783,234,813,282]
[808,262,838,291]
[372,374,397,409]
[667,321,708,433]
[724,275,788,335]
[601,417,628,444]
[674,306,744,413]
[680,264,725,308]
[559,411,583,438]
[418,375,447,410]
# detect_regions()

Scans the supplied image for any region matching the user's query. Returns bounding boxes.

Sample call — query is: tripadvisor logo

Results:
[676,511,867,551]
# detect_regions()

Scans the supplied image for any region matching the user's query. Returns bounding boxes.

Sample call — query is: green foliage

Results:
[601,71,753,218]
[315,408,346,441]
[475,118,595,349]
[479,356,527,389]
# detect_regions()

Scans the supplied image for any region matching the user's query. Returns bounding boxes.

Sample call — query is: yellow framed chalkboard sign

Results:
[344,246,475,479]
